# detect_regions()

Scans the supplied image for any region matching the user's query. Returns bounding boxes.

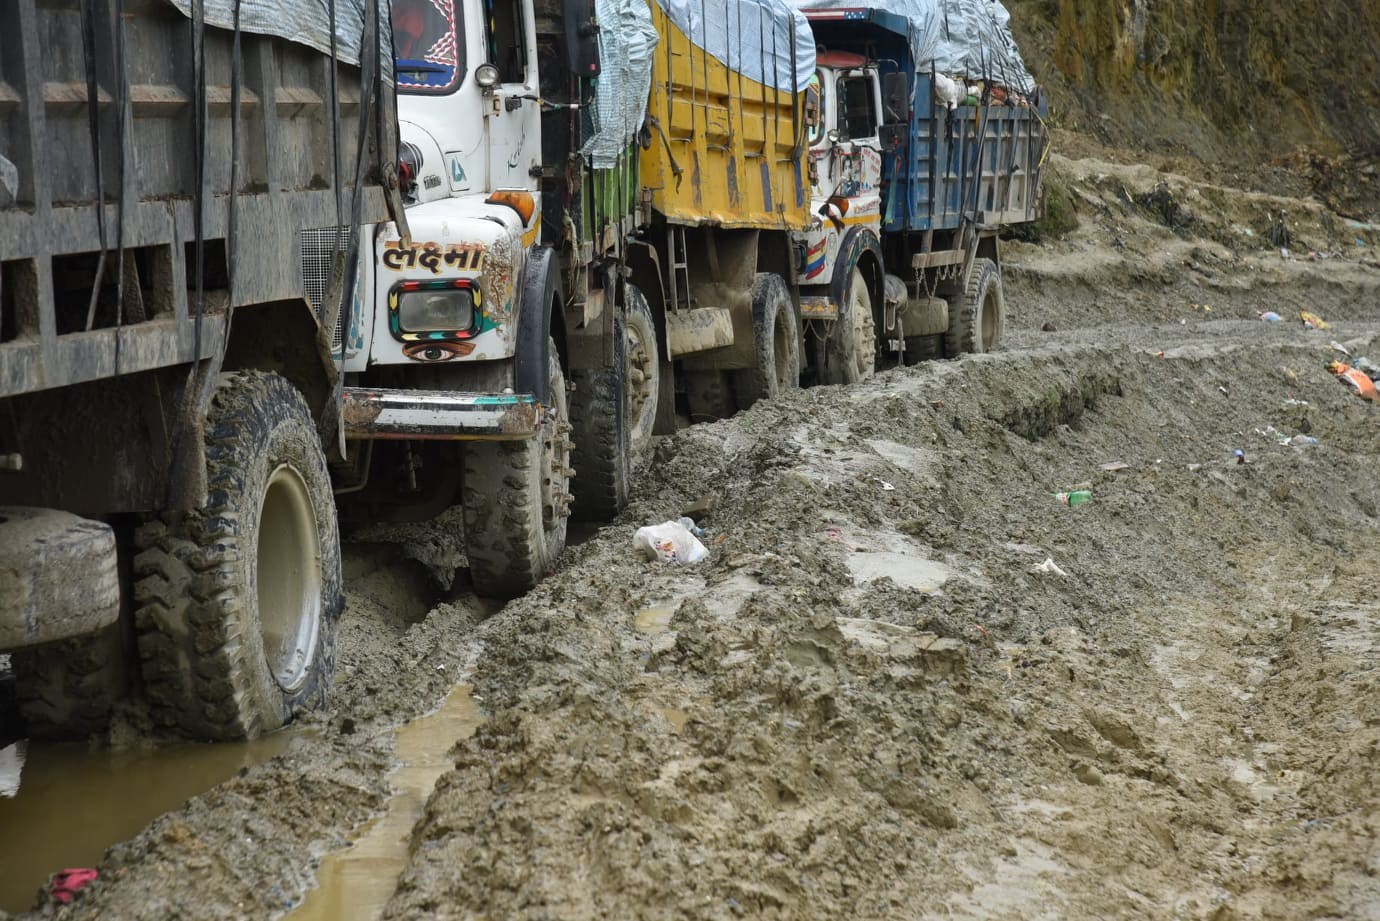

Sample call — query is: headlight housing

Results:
[390,280,477,338]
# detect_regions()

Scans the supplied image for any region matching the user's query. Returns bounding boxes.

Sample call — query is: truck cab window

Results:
[808,71,826,147]
[393,0,464,94]
[837,74,877,141]
[488,0,528,84]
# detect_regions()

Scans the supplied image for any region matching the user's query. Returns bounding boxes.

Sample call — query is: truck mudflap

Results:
[340,387,539,440]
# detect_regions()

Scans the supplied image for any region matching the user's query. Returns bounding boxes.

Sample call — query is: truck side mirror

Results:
[882,72,908,124]
[563,0,601,76]
[804,85,820,127]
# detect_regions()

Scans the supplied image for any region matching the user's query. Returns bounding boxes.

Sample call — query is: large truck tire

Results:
[944,257,1005,356]
[624,284,660,459]
[463,338,572,598]
[685,371,735,423]
[570,315,631,523]
[11,625,128,740]
[734,273,800,409]
[133,371,342,741]
[816,267,876,385]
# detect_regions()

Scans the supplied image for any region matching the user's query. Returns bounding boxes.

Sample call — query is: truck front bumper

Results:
[340,387,540,440]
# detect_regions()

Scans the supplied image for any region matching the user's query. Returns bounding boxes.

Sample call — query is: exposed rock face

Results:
[1008,0,1380,161]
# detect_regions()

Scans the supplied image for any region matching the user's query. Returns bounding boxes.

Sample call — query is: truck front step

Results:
[341,388,539,440]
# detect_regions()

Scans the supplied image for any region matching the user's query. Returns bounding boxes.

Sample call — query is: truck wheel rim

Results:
[626,309,658,447]
[981,286,999,350]
[541,354,572,529]
[257,463,322,694]
[772,306,793,391]
[851,280,876,379]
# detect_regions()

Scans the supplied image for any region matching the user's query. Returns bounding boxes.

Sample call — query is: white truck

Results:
[327,0,816,598]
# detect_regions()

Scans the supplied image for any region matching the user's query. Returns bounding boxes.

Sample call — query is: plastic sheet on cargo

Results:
[789,0,1035,94]
[583,0,659,168]
[660,0,815,93]
[164,0,392,80]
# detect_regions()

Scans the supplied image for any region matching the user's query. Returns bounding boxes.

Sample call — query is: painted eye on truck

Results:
[403,341,475,362]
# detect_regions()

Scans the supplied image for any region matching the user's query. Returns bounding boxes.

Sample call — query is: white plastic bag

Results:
[633,519,709,564]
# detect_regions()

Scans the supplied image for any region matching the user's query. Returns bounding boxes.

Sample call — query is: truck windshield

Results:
[393,0,464,94]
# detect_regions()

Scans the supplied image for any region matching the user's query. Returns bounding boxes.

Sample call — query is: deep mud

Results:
[2,155,1379,920]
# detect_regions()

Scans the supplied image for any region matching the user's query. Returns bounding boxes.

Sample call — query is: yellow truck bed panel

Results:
[641,0,811,231]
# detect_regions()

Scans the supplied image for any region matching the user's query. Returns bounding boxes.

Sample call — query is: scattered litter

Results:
[1031,557,1068,577]
[1099,462,1131,473]
[1283,398,1309,407]
[880,481,895,491]
[1234,449,1247,465]
[1259,311,1282,322]
[1218,385,1229,395]
[634,519,709,564]
[1288,435,1319,447]
[1280,366,1299,383]
[1328,360,1379,402]
[49,868,98,905]
[1355,357,1380,381]
[1300,311,1330,330]
[1331,341,1352,356]
[1054,489,1093,508]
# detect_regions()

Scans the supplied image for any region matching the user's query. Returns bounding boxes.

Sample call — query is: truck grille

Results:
[300,226,349,351]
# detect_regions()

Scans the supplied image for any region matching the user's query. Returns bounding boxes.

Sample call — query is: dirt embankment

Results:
[1006,0,1380,219]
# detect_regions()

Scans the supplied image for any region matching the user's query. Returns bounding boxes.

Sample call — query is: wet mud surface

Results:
[2,156,1379,920]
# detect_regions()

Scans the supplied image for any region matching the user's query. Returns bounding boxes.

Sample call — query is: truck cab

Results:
[326,0,567,599]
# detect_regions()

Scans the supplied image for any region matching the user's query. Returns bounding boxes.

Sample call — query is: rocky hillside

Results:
[1007,0,1380,217]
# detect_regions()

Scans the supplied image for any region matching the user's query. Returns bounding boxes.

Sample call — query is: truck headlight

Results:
[392,280,476,335]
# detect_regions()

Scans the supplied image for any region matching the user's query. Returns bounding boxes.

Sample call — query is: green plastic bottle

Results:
[1055,490,1093,508]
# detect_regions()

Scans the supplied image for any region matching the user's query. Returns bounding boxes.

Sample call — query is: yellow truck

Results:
[630,0,817,421]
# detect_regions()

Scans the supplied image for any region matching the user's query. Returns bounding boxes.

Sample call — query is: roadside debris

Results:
[49,869,98,905]
[1235,449,1248,464]
[1099,462,1131,473]
[634,519,709,564]
[1300,311,1330,330]
[1259,311,1283,322]
[1055,489,1093,508]
[1031,557,1069,577]
[1329,360,1379,402]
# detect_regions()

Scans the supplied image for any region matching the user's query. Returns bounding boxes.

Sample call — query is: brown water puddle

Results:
[0,731,299,913]
[291,685,482,921]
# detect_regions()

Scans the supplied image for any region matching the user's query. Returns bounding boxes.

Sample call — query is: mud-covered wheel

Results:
[817,267,876,385]
[463,337,572,598]
[624,284,660,459]
[904,334,945,364]
[734,272,800,409]
[133,371,342,740]
[685,370,735,423]
[944,257,1005,356]
[11,625,128,740]
[570,314,630,522]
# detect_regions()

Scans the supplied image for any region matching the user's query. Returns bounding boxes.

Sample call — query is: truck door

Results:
[833,69,884,199]
[484,0,541,195]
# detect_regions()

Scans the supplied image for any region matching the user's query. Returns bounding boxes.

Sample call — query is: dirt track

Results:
[4,153,1380,920]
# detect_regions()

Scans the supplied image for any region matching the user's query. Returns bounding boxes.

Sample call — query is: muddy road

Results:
[3,155,1380,920]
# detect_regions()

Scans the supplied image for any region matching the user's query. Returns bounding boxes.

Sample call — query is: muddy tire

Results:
[624,284,660,460]
[817,268,876,385]
[570,317,630,522]
[463,337,571,598]
[0,508,119,648]
[685,370,735,423]
[944,257,1004,356]
[904,334,946,364]
[734,273,800,409]
[11,625,128,740]
[133,371,342,741]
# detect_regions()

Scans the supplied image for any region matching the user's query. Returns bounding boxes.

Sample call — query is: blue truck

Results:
[792,3,1048,381]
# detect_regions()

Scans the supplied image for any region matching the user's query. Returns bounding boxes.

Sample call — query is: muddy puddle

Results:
[290,685,482,921]
[0,730,302,913]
